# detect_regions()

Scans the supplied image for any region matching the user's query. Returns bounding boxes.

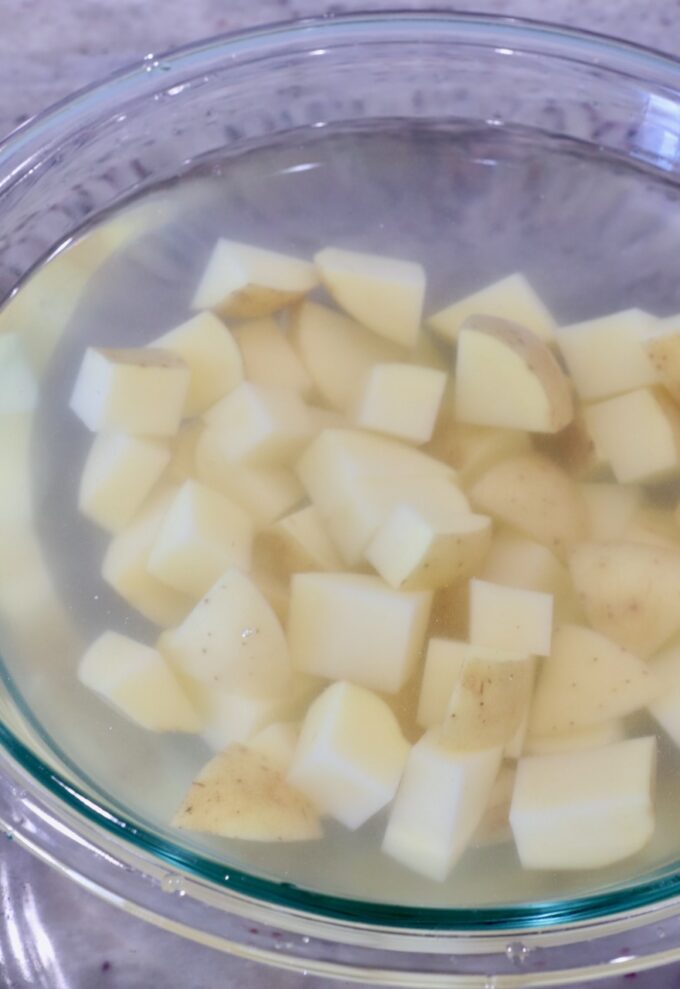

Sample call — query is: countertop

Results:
[2,2,680,987]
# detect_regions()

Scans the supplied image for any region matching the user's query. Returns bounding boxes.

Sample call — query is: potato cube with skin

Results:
[315,247,425,347]
[584,388,680,484]
[534,410,607,480]
[469,578,553,657]
[455,316,573,434]
[581,483,641,541]
[525,719,625,757]
[70,346,189,436]
[250,721,300,774]
[382,729,503,880]
[645,318,680,402]
[353,363,447,444]
[147,479,253,600]
[232,317,314,398]
[479,529,570,598]
[78,432,170,532]
[152,311,244,416]
[203,382,312,466]
[428,272,556,343]
[648,638,680,748]
[79,631,200,732]
[254,505,342,584]
[509,737,657,870]
[426,416,531,483]
[417,639,469,728]
[288,573,432,694]
[192,238,318,318]
[288,681,410,829]
[555,308,658,401]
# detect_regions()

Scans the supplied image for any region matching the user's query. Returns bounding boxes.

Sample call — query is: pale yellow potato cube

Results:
[147,479,253,599]
[645,317,680,403]
[479,529,569,597]
[472,763,516,847]
[165,419,203,484]
[426,417,531,483]
[315,247,425,347]
[417,639,469,728]
[288,680,410,829]
[70,346,189,435]
[555,308,658,401]
[79,630,200,732]
[250,721,300,774]
[250,567,290,625]
[152,311,243,416]
[510,737,656,869]
[534,411,608,480]
[192,238,318,318]
[648,638,680,748]
[428,582,470,641]
[78,432,169,532]
[469,578,553,656]
[232,317,313,398]
[254,504,342,583]
[581,482,641,541]
[525,720,625,756]
[288,573,432,694]
[626,505,679,549]
[353,363,447,444]
[428,272,556,343]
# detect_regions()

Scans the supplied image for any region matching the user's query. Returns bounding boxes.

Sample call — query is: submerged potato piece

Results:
[249,721,300,774]
[626,505,679,550]
[455,316,573,433]
[417,639,469,728]
[428,272,556,343]
[425,416,531,483]
[428,581,470,641]
[232,317,314,398]
[192,238,318,318]
[166,420,203,483]
[353,363,447,444]
[648,638,680,748]
[70,346,189,436]
[581,483,642,541]
[645,318,680,403]
[479,529,569,596]
[569,540,680,658]
[534,410,607,480]
[0,332,37,413]
[525,719,625,756]
[174,745,322,841]
[315,246,425,347]
[470,453,587,558]
[510,737,656,870]
[472,763,516,847]
[469,578,553,657]
[254,504,342,583]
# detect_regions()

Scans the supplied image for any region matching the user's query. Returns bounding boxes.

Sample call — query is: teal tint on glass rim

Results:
[2,10,680,984]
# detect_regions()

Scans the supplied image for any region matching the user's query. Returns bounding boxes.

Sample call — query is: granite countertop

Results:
[2,2,680,987]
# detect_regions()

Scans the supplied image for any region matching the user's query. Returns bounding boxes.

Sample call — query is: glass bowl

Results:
[2,11,680,985]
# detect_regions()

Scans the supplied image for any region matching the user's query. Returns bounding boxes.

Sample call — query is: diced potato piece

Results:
[426,416,531,483]
[161,568,290,694]
[479,529,569,596]
[645,319,680,403]
[626,505,678,549]
[569,540,680,658]
[429,582,469,641]
[250,721,299,774]
[254,505,342,584]
[78,433,169,532]
[79,630,200,732]
[581,483,641,541]
[174,745,321,841]
[648,638,680,747]
[509,737,656,869]
[166,420,202,483]
[102,489,193,627]
[251,567,290,625]
[584,388,680,484]
[232,317,313,398]
[470,453,587,558]
[529,624,657,736]
[525,719,625,756]
[147,479,252,599]
[315,247,425,347]
[203,382,312,467]
[70,347,189,436]
[353,363,447,444]
[366,506,490,591]
[469,578,553,656]
[192,239,318,318]
[428,272,556,343]
[455,316,573,433]
[417,639,469,728]
[555,308,658,401]
[534,410,607,480]
[473,763,516,847]
[288,573,432,694]
[382,729,503,880]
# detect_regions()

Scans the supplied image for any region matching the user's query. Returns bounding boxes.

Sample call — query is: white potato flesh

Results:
[626,506,679,550]
[645,319,680,403]
[581,483,642,541]
[288,573,432,694]
[417,639,469,728]
[254,504,342,583]
[469,578,553,657]
[249,721,300,774]
[289,681,410,829]
[473,763,516,847]
[479,529,570,597]
[78,432,169,532]
[353,363,447,444]
[165,420,202,483]
[525,719,625,756]
[648,638,680,748]
[315,247,425,347]
[426,417,532,484]
[428,272,556,343]
[233,317,314,398]
[191,238,318,318]
[79,631,200,732]
[382,729,503,880]
[510,737,656,869]
[70,346,189,436]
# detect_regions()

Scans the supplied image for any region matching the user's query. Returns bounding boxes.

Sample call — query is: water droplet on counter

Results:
[301,935,311,945]
[505,941,529,964]
[160,873,184,894]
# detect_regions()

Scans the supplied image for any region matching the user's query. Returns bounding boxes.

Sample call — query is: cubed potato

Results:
[191,239,318,318]
[249,721,300,774]
[529,624,657,736]
[203,382,312,466]
[581,483,642,541]
[417,639,469,728]
[289,681,410,829]
[254,504,342,583]
[315,247,425,347]
[472,763,516,847]
[78,432,169,532]
[555,308,658,401]
[70,346,189,436]
[174,745,321,841]
[455,316,573,433]
[584,388,680,483]
[626,505,679,549]
[425,416,531,483]
[648,638,680,748]
[479,528,569,596]
[509,736,656,869]
[353,363,447,444]
[232,317,314,398]
[428,581,470,641]
[382,729,503,880]
[569,540,680,658]
[147,479,253,599]
[534,410,607,479]
[470,453,587,558]
[469,578,553,656]
[288,573,432,694]
[79,630,200,732]
[250,567,290,625]
[525,719,625,756]
[644,318,680,403]
[428,272,556,343]
[165,420,202,483]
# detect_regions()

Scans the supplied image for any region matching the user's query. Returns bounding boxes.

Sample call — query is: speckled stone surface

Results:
[1,2,680,987]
